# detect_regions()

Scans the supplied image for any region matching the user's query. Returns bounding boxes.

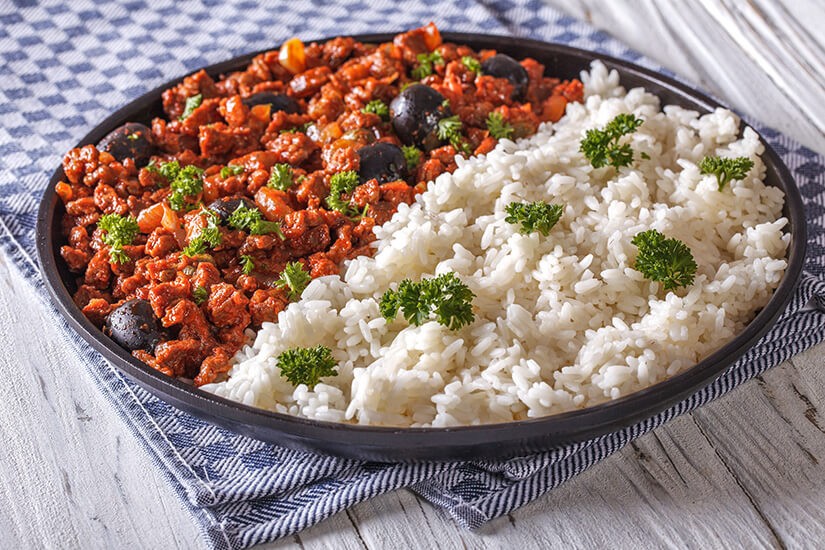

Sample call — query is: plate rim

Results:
[35,31,808,461]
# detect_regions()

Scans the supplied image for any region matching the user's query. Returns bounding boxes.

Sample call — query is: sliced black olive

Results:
[390,84,451,151]
[97,122,156,168]
[207,196,257,223]
[357,143,407,184]
[481,54,529,100]
[242,92,299,115]
[104,299,161,353]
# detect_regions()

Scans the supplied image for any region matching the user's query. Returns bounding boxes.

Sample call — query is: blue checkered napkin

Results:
[1,1,824,548]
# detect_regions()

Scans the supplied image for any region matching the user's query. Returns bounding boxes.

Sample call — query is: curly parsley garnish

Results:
[504,201,564,236]
[380,272,475,331]
[631,229,697,291]
[411,50,445,80]
[220,164,244,179]
[437,115,469,153]
[274,261,312,300]
[179,94,203,121]
[182,208,222,257]
[98,213,139,264]
[193,285,208,305]
[699,156,754,191]
[240,254,255,275]
[461,55,482,75]
[580,113,644,169]
[402,145,422,170]
[361,99,389,121]
[325,170,360,214]
[149,160,204,211]
[277,345,338,387]
[486,112,514,140]
[268,163,294,191]
[226,204,285,238]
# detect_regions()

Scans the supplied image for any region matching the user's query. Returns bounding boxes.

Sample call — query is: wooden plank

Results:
[562,0,825,150]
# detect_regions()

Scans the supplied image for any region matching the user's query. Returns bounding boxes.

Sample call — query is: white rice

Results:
[202,61,789,427]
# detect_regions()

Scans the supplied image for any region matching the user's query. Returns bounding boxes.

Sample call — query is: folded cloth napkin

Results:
[1,1,824,548]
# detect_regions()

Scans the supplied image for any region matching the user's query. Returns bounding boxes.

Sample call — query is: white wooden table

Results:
[2,1,824,548]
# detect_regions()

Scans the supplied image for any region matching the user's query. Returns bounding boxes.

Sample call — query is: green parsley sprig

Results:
[580,113,644,169]
[631,229,697,291]
[380,272,475,331]
[461,55,482,75]
[98,213,139,264]
[504,201,564,236]
[226,204,285,238]
[411,51,445,80]
[148,160,204,211]
[325,170,360,214]
[437,115,469,153]
[274,261,312,300]
[268,163,294,191]
[486,112,514,140]
[193,286,209,305]
[361,99,389,121]
[281,122,312,134]
[277,345,338,387]
[699,155,754,191]
[402,145,422,170]
[182,208,222,257]
[179,94,203,121]
[220,164,244,179]
[240,254,255,275]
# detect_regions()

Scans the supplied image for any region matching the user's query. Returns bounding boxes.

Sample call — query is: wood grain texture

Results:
[1,1,824,549]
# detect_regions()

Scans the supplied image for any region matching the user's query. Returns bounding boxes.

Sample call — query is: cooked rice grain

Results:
[202,62,789,427]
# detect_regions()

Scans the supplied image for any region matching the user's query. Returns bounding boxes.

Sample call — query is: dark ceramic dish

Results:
[36,33,807,462]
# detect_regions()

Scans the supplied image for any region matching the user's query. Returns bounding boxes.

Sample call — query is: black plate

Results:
[36,33,807,462]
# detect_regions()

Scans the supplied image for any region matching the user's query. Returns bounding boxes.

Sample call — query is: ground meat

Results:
[93,183,128,215]
[249,289,289,326]
[322,143,359,173]
[193,348,234,386]
[191,262,222,291]
[84,249,111,289]
[162,70,220,120]
[148,281,190,319]
[82,298,112,326]
[265,132,319,166]
[65,196,98,217]
[350,180,380,207]
[145,339,202,378]
[289,66,332,98]
[145,229,178,258]
[294,172,328,206]
[54,25,582,384]
[308,85,346,121]
[206,283,250,327]
[61,246,90,272]
[73,284,111,309]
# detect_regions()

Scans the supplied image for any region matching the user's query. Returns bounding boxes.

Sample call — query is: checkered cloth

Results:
[2,1,824,548]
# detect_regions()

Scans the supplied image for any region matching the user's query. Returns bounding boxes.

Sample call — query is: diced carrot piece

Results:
[160,203,181,233]
[250,103,271,122]
[422,22,442,51]
[55,182,73,203]
[279,38,306,74]
[255,187,294,221]
[137,203,164,233]
[545,95,567,122]
[202,174,220,203]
